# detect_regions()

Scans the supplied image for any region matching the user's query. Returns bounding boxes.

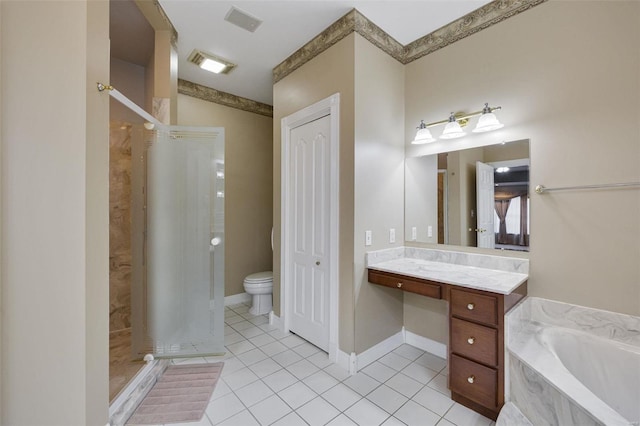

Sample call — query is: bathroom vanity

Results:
[366,248,528,420]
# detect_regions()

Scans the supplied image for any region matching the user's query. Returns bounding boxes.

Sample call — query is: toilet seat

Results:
[244,271,273,283]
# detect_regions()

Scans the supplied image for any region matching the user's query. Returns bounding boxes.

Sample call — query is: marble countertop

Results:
[368,257,528,295]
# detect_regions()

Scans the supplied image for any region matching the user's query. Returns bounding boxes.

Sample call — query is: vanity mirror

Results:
[405,139,530,251]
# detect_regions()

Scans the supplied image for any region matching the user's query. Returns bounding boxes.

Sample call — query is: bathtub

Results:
[506,297,640,426]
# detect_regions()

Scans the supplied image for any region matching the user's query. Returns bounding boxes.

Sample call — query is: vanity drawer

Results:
[450,354,498,409]
[368,270,441,299]
[450,289,498,326]
[450,317,498,367]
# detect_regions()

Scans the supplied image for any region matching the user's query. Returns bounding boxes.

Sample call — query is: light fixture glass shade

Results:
[200,58,228,74]
[412,127,436,144]
[473,111,504,133]
[440,120,466,139]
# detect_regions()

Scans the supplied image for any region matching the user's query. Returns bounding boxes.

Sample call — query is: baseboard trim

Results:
[404,330,448,359]
[335,349,357,375]
[210,293,253,310]
[269,311,282,329]
[356,331,404,371]
[225,292,252,306]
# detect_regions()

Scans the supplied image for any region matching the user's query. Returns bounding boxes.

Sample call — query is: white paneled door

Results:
[476,161,495,249]
[288,115,331,351]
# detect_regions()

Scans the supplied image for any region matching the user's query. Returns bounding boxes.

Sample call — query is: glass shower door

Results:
[131,125,225,358]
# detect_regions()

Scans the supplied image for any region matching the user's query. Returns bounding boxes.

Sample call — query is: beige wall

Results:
[483,139,529,163]
[145,51,155,113]
[405,155,438,243]
[1,1,109,423]
[154,30,178,124]
[111,58,147,123]
[273,34,356,352]
[273,33,406,354]
[353,34,405,353]
[177,94,273,297]
[405,0,640,342]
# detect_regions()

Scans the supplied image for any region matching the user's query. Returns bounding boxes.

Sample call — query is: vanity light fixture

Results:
[496,167,510,173]
[411,103,503,144]
[440,113,466,139]
[188,49,236,75]
[473,103,504,133]
[411,120,436,144]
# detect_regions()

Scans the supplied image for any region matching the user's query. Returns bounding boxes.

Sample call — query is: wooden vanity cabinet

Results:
[368,270,442,299]
[367,269,527,421]
[449,286,507,419]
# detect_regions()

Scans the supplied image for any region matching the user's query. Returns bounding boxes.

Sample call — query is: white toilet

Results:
[243,271,273,315]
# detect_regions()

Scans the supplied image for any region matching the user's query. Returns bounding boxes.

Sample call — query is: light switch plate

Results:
[389,228,396,243]
[411,227,417,241]
[428,226,433,238]
[365,230,372,246]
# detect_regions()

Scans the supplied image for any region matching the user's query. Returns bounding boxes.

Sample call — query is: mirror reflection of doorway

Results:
[437,171,446,245]
[492,163,530,252]
[437,153,447,245]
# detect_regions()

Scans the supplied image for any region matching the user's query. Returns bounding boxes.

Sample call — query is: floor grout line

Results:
[151,302,491,426]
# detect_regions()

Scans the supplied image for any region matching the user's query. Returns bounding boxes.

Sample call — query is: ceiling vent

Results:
[188,49,236,75]
[224,6,263,33]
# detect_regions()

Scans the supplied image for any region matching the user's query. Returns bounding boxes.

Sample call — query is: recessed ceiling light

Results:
[188,49,236,75]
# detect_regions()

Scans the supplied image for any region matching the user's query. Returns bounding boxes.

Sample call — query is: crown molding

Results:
[273,0,548,83]
[403,0,548,63]
[354,10,405,63]
[178,79,274,117]
[273,10,360,84]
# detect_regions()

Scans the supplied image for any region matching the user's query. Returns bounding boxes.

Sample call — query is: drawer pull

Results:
[467,303,475,310]
[467,375,475,384]
[397,282,403,288]
[467,337,475,345]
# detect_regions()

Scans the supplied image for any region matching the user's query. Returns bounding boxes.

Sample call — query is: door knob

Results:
[315,261,320,266]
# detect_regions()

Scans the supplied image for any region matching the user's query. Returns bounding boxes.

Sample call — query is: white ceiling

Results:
[157,1,492,105]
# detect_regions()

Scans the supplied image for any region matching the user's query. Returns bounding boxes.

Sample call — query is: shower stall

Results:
[107,85,225,405]
[130,124,226,358]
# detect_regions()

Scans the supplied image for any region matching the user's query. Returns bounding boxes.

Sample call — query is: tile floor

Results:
[147,303,495,426]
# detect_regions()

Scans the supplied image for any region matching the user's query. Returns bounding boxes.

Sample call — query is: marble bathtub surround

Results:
[366,246,528,294]
[495,402,533,426]
[506,297,640,426]
[507,297,640,347]
[508,356,601,426]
